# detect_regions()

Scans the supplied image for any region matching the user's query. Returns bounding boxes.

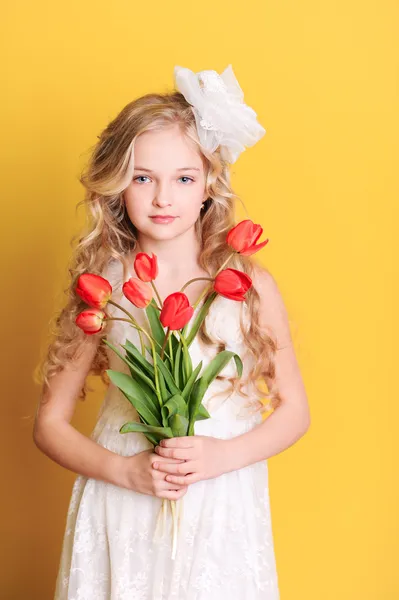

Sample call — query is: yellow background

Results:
[2,1,398,598]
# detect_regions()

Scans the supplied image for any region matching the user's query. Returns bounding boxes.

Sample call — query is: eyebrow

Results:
[134,166,201,172]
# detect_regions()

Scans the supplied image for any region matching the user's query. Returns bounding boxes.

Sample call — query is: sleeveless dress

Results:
[54,258,280,600]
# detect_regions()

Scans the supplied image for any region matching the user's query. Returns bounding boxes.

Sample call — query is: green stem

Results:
[178,330,190,380]
[160,326,171,360]
[105,316,162,406]
[216,253,235,275]
[180,277,214,309]
[180,252,236,337]
[168,335,174,371]
[108,299,146,354]
[180,251,236,309]
[106,317,172,363]
[151,281,176,371]
[150,337,162,406]
[150,281,163,308]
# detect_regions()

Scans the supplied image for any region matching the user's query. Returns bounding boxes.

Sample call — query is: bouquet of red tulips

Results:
[75,219,269,560]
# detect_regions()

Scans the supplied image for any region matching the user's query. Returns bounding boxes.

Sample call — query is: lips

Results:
[150,216,177,223]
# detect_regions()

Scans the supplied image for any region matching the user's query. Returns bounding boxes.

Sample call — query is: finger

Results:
[155,446,192,460]
[154,460,196,475]
[154,456,186,464]
[158,488,187,500]
[165,473,199,485]
[160,477,187,491]
[159,437,196,448]
[151,462,185,479]
[152,470,186,491]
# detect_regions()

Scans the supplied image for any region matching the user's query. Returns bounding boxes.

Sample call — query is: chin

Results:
[146,227,181,239]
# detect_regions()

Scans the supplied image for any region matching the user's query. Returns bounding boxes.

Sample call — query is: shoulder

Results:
[251,264,293,350]
[101,257,124,289]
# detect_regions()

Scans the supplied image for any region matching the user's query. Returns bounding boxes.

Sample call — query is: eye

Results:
[133,176,195,184]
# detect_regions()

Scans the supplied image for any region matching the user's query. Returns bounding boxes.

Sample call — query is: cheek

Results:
[179,189,206,218]
[123,190,147,221]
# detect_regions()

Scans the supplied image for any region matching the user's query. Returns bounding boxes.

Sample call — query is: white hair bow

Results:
[173,64,266,164]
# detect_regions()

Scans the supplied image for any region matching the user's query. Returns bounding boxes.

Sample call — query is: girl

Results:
[33,64,310,599]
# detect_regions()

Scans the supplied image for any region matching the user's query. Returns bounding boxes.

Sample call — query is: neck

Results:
[134,228,203,276]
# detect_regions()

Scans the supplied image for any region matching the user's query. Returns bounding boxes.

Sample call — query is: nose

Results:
[153,180,172,208]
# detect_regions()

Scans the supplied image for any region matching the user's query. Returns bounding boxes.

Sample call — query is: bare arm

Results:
[224,267,311,471]
[33,335,127,488]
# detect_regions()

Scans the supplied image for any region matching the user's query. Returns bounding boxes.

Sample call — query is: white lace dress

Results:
[54,259,280,600]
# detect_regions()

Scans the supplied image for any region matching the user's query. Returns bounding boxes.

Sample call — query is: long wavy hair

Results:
[34,90,285,414]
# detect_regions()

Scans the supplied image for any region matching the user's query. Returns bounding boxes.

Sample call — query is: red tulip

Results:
[160,292,194,330]
[226,219,269,256]
[75,308,107,335]
[76,273,112,309]
[122,277,153,308]
[214,268,252,301]
[134,252,158,282]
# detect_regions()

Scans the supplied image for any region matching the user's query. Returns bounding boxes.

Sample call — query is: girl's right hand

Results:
[121,448,189,500]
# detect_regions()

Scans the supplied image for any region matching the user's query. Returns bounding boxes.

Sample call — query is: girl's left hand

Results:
[152,435,231,485]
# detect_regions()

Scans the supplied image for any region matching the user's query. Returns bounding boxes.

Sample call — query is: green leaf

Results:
[145,298,167,356]
[181,361,203,401]
[174,344,182,388]
[119,427,162,446]
[119,421,174,438]
[145,346,180,396]
[123,339,155,377]
[187,379,203,435]
[233,353,243,378]
[106,370,162,426]
[200,349,243,384]
[104,339,158,397]
[185,291,218,347]
[157,367,169,402]
[179,334,193,381]
[153,352,180,395]
[169,331,180,353]
[161,394,188,427]
[196,403,211,420]
[178,349,187,389]
[147,434,159,445]
[187,350,243,434]
[169,414,189,437]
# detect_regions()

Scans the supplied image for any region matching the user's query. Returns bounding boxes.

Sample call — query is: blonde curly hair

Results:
[33,90,286,414]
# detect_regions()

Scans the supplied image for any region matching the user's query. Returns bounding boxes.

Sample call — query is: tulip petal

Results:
[214,268,252,301]
[76,273,112,309]
[123,277,153,308]
[134,252,158,282]
[226,219,269,257]
[75,308,107,334]
[239,238,269,256]
[160,292,194,330]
